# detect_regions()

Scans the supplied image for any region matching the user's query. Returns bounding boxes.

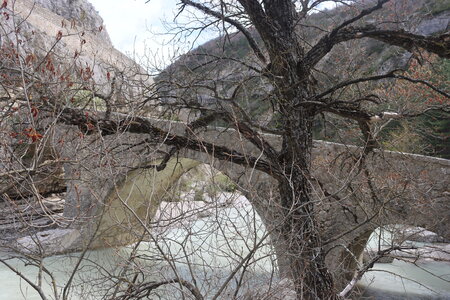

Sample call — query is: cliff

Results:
[1,0,150,95]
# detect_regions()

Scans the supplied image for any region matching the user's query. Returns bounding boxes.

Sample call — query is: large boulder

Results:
[15,228,81,255]
[394,226,447,244]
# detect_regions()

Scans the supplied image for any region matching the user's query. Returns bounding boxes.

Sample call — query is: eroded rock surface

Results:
[16,228,81,255]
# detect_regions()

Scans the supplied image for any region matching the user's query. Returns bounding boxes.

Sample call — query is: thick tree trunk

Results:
[277,171,336,299]
[275,90,336,299]
[248,1,337,292]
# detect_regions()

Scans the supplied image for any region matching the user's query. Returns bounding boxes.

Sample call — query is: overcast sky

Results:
[89,0,215,67]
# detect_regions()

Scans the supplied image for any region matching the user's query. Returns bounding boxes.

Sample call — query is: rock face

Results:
[31,0,112,46]
[416,11,450,35]
[0,0,149,250]
[394,226,447,244]
[15,228,81,255]
[0,193,65,240]
[2,0,149,94]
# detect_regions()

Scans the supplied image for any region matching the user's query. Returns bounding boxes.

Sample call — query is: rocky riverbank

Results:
[0,193,65,246]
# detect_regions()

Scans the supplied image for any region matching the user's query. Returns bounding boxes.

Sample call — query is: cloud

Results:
[90,0,221,67]
[90,0,177,54]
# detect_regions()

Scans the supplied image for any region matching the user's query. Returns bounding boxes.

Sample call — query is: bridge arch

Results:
[93,157,200,248]
[87,150,275,250]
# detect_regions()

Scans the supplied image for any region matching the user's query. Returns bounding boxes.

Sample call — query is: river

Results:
[1,201,449,299]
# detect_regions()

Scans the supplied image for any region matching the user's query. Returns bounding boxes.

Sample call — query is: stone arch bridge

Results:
[20,117,450,278]
[4,0,448,282]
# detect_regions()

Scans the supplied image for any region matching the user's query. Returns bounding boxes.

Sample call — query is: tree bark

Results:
[276,128,337,299]
[274,74,336,298]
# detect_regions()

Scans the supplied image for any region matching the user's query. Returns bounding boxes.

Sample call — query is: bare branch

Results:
[179,0,267,63]
[304,27,449,71]
[53,107,281,177]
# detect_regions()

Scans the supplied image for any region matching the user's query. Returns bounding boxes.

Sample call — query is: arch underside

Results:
[93,158,202,248]
[90,153,270,249]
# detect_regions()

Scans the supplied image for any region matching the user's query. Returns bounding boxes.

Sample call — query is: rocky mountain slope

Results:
[30,0,112,45]
[158,0,449,157]
[1,0,149,96]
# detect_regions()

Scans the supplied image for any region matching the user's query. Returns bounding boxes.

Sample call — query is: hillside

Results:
[158,0,449,157]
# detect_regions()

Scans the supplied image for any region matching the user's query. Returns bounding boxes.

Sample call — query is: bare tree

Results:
[67,0,449,298]
[1,0,449,299]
